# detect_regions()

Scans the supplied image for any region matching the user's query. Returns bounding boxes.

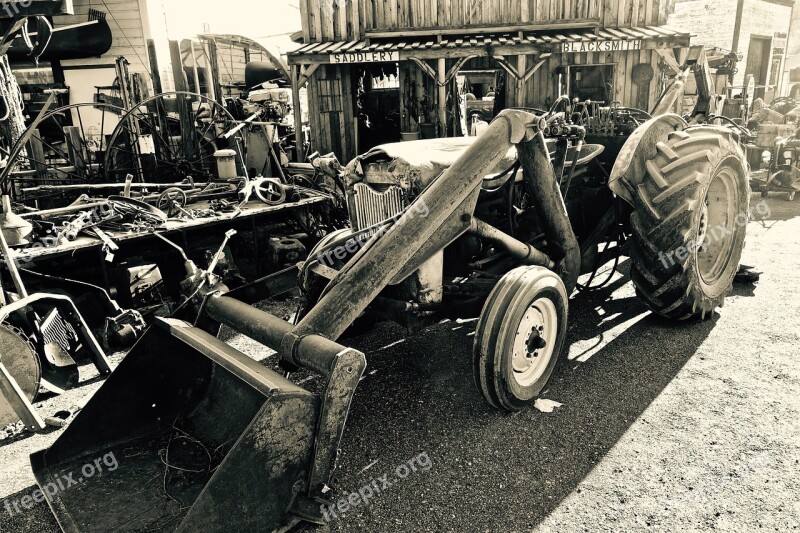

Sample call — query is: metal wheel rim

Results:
[104,92,242,183]
[0,102,126,198]
[511,297,558,387]
[697,165,739,287]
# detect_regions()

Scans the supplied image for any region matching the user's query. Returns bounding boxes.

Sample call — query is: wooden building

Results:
[288,0,691,162]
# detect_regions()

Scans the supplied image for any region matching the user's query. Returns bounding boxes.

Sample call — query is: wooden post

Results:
[146,39,163,94]
[516,54,527,107]
[437,58,447,137]
[205,40,222,105]
[190,41,202,96]
[292,65,304,162]
[64,126,86,176]
[169,40,196,159]
[28,131,48,182]
[169,40,189,92]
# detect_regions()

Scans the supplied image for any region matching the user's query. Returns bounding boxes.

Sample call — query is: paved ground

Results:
[1,196,798,532]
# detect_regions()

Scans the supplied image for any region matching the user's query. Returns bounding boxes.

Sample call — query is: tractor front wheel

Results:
[624,126,750,320]
[473,266,568,411]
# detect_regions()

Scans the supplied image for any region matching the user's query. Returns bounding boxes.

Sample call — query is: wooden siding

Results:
[53,0,150,72]
[183,41,271,89]
[301,0,676,43]
[508,49,663,111]
[308,65,357,163]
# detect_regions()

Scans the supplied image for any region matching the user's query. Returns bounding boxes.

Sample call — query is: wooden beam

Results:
[365,19,601,39]
[147,39,163,94]
[292,65,304,162]
[64,126,85,176]
[437,58,446,137]
[169,40,189,92]
[654,47,680,74]
[446,56,474,83]
[205,40,222,104]
[409,57,437,80]
[298,63,320,87]
[522,54,550,82]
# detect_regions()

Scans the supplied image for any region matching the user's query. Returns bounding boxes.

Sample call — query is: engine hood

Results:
[344,137,520,194]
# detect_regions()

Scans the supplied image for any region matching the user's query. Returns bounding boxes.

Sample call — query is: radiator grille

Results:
[41,309,78,354]
[350,183,405,231]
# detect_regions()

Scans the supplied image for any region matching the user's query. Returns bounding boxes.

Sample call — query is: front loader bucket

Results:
[31,317,327,532]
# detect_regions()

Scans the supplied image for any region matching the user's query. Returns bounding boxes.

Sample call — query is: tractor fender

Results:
[608,113,688,205]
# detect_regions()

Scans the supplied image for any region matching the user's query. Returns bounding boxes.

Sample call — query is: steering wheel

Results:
[707,115,753,138]
[770,97,796,110]
[156,187,188,218]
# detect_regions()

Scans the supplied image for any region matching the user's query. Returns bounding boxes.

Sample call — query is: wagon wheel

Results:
[1,103,125,208]
[156,187,188,217]
[105,92,243,184]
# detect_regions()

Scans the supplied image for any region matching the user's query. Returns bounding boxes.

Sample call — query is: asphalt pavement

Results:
[1,195,798,533]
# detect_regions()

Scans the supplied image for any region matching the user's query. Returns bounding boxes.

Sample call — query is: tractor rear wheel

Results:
[473,266,568,411]
[623,126,749,320]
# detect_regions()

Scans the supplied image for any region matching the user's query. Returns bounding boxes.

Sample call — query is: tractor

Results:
[30,47,750,531]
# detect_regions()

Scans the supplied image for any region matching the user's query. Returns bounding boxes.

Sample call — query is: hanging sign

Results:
[329,51,400,64]
[562,40,643,53]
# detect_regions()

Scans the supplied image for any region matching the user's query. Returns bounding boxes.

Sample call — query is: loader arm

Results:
[651,46,723,121]
[286,109,580,349]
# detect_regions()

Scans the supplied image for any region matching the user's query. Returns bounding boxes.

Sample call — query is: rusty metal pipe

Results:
[205,295,346,377]
[469,217,555,268]
[516,132,581,293]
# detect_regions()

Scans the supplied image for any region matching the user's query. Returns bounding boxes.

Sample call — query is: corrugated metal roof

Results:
[289,25,689,59]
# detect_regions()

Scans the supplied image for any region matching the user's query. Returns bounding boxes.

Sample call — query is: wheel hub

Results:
[511,298,558,387]
[525,326,547,355]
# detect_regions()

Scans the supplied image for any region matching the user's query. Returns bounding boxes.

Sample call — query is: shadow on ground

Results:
[293,268,719,532]
[2,266,734,532]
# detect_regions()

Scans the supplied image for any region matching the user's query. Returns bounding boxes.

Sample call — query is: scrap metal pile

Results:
[0,87,345,439]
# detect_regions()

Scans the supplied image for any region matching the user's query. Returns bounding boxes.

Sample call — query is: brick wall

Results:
[668,0,738,51]
[668,0,794,96]
[735,0,793,91]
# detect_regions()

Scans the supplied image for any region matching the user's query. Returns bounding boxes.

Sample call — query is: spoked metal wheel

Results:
[156,187,188,217]
[254,179,287,205]
[474,266,568,411]
[105,92,243,184]
[1,103,125,208]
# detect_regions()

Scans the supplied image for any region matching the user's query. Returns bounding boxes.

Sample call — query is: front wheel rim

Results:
[511,297,558,387]
[696,164,741,290]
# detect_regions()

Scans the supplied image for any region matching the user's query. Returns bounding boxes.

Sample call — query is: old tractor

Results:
[31,48,749,531]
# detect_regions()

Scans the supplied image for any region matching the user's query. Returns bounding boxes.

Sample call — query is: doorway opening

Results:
[354,63,400,153]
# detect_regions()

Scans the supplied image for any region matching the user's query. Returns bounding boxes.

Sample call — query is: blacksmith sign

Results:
[561,40,643,53]
[330,51,400,64]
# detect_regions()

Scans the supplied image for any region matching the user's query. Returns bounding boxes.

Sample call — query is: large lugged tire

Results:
[473,266,568,411]
[622,126,750,320]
